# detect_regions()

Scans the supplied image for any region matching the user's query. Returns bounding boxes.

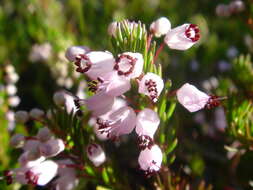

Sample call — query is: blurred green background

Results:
[0,0,253,189]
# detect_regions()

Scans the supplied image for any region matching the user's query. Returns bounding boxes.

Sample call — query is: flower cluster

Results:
[216,0,245,18]
[5,127,72,187]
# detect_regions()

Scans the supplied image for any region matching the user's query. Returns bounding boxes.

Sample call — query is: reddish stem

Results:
[152,42,165,65]
[147,33,153,51]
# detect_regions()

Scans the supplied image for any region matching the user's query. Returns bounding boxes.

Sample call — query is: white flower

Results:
[135,109,160,138]
[138,145,163,173]
[138,72,164,102]
[29,108,44,119]
[65,46,90,62]
[114,52,144,79]
[29,43,52,62]
[86,143,106,167]
[215,4,231,17]
[5,84,17,95]
[85,91,115,116]
[39,139,65,157]
[93,98,127,141]
[75,51,115,80]
[15,110,29,123]
[150,17,171,37]
[96,106,136,139]
[164,23,200,50]
[8,96,20,107]
[94,71,131,97]
[18,151,45,168]
[176,83,209,112]
[25,160,58,186]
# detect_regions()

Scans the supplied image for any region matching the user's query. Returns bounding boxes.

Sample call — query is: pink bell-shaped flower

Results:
[135,109,160,149]
[150,17,171,37]
[138,145,163,174]
[114,52,143,79]
[92,71,131,97]
[86,143,106,167]
[84,91,115,116]
[138,72,164,102]
[65,46,90,62]
[93,98,127,141]
[75,51,115,80]
[164,23,200,50]
[25,160,58,186]
[39,139,65,158]
[135,108,160,138]
[96,106,136,139]
[176,83,210,112]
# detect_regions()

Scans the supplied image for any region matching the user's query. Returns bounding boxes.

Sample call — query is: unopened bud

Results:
[53,91,66,107]
[229,0,245,13]
[39,139,65,157]
[150,17,171,37]
[29,108,44,120]
[15,111,29,123]
[216,4,231,17]
[86,143,106,167]
[10,134,25,148]
[37,127,52,142]
[65,46,90,62]
[107,21,118,37]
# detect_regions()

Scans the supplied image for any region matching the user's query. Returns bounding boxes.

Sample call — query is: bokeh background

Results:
[0,0,253,189]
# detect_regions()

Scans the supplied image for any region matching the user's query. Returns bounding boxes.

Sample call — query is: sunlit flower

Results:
[176,83,222,112]
[86,143,106,167]
[138,145,163,174]
[74,51,115,80]
[25,160,58,186]
[114,52,143,79]
[65,46,90,62]
[164,23,200,50]
[39,139,65,158]
[150,17,171,37]
[138,72,164,102]
[96,106,136,139]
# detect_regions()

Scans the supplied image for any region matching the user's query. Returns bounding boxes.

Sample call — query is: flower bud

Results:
[86,143,106,167]
[5,73,19,83]
[138,145,163,173]
[215,4,231,17]
[53,91,66,106]
[39,139,65,157]
[15,110,29,123]
[5,84,17,96]
[37,127,52,142]
[150,17,171,37]
[107,21,118,37]
[135,108,160,138]
[29,108,44,119]
[65,46,90,62]
[229,0,245,13]
[10,134,25,148]
[8,96,20,107]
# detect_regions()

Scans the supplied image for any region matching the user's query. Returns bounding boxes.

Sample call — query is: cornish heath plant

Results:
[5,7,253,189]
[0,17,226,190]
